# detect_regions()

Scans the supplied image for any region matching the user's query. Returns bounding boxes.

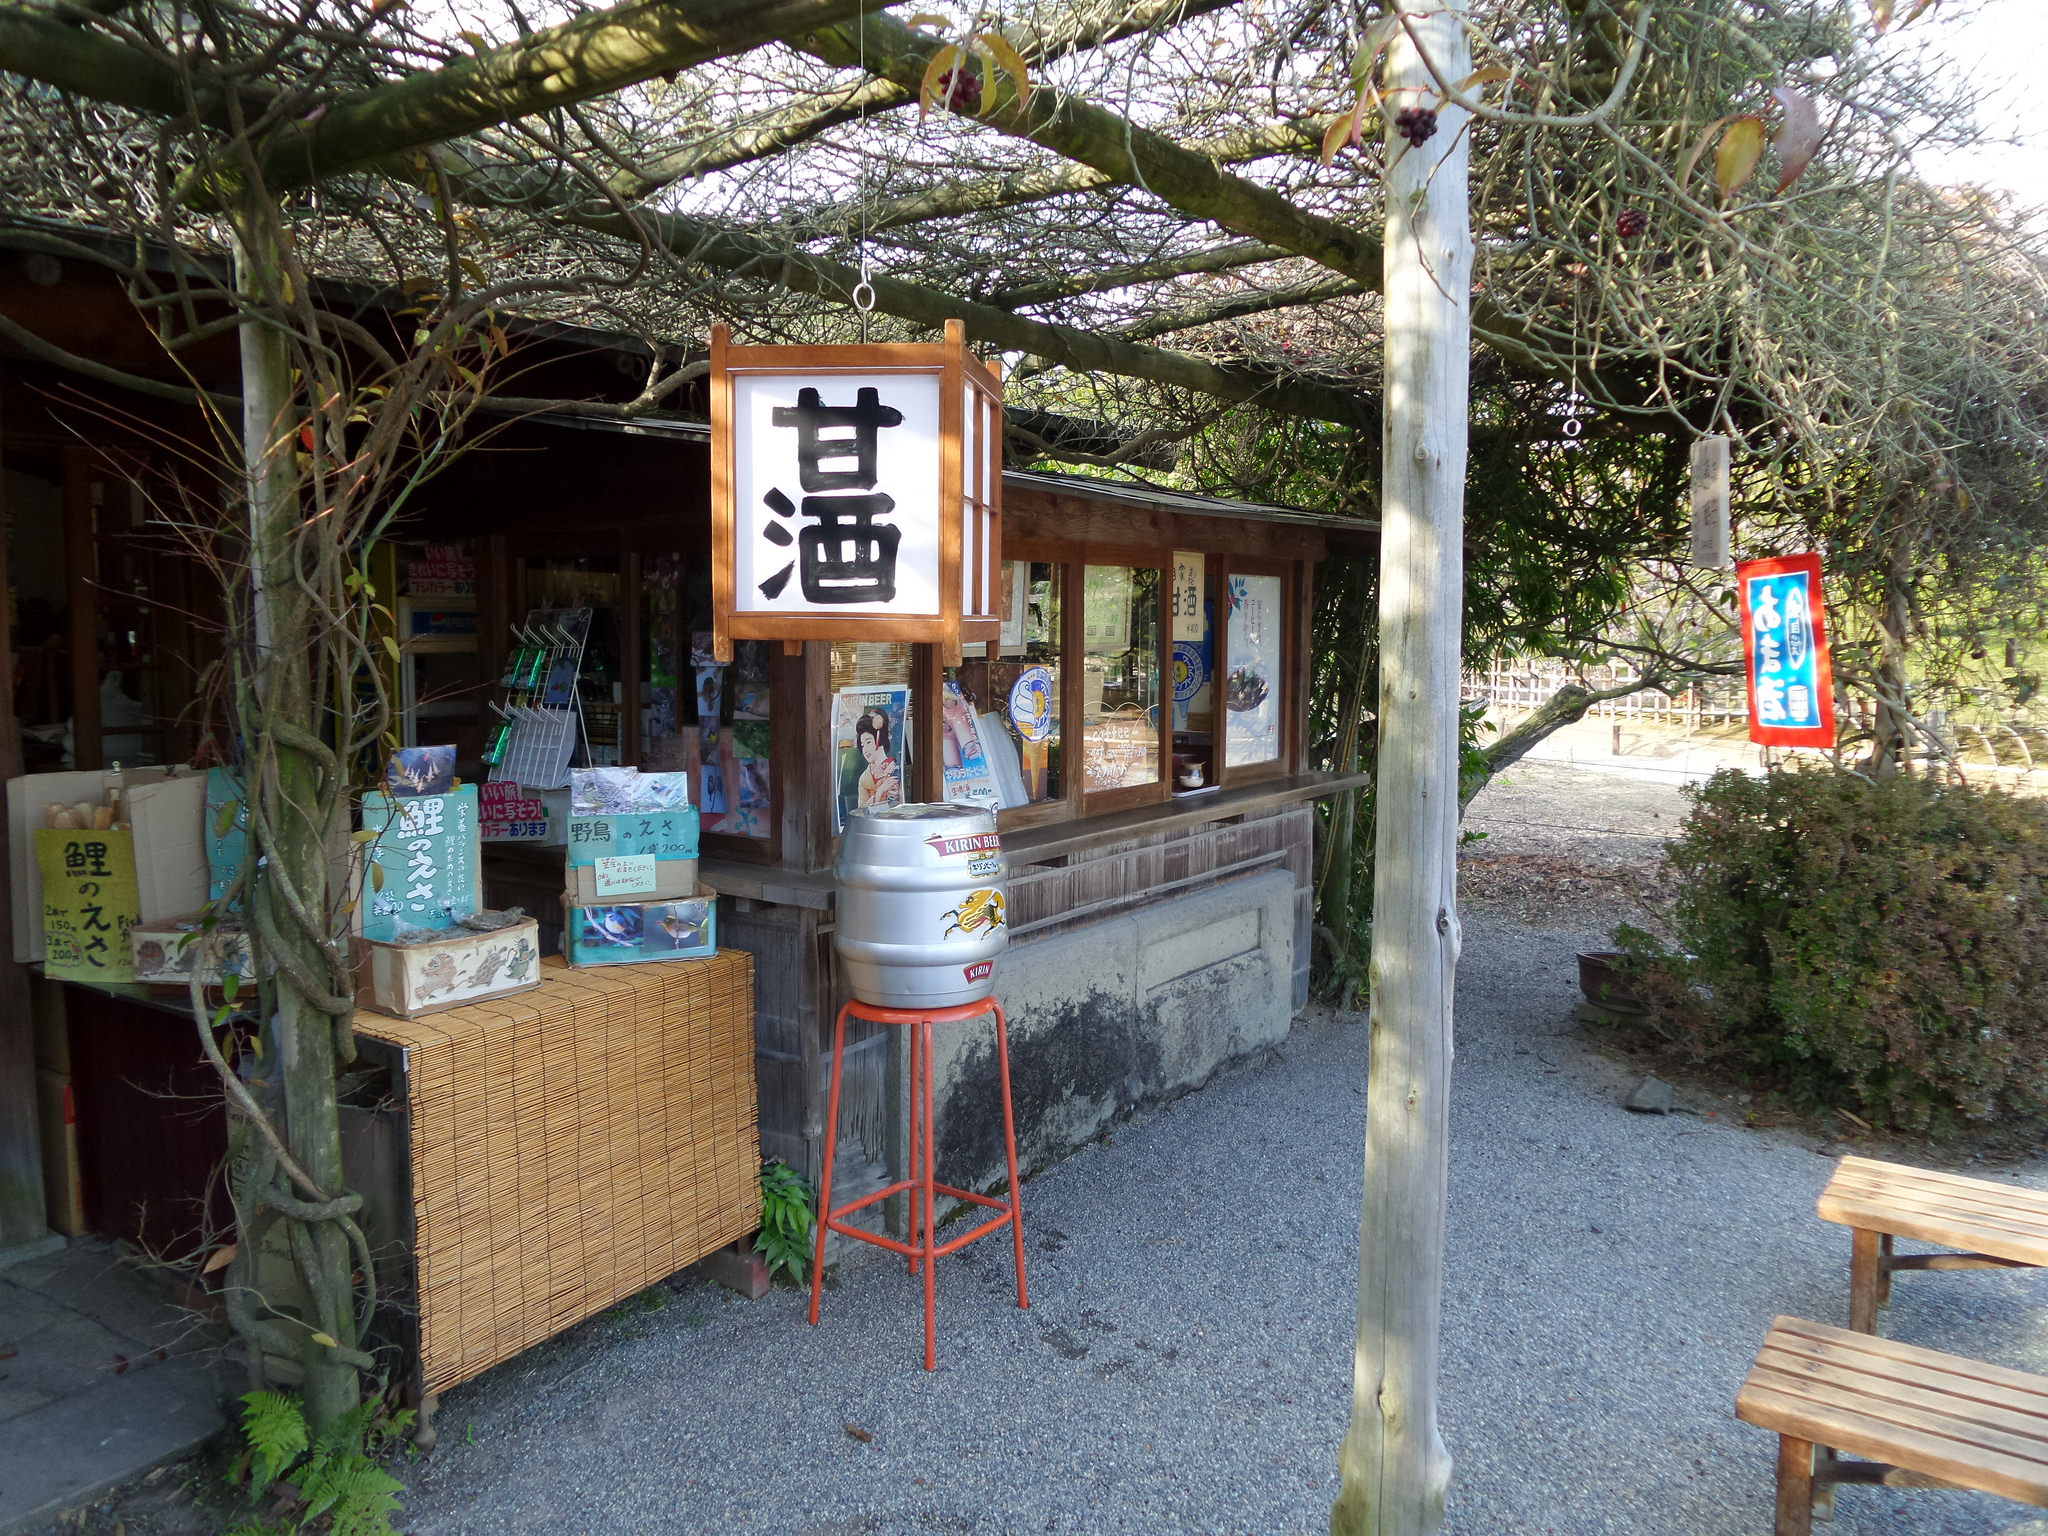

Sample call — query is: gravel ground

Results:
[392,765,2048,1536]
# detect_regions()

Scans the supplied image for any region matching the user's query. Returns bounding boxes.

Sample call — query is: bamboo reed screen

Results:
[357,951,758,1395]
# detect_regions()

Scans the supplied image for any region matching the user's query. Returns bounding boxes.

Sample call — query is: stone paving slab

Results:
[0,1241,225,1535]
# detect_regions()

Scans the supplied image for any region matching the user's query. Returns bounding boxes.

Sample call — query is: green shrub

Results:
[228,1391,411,1536]
[755,1160,816,1284]
[1618,765,2048,1135]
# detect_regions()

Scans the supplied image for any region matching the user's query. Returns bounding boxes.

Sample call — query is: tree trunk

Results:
[1870,534,1912,777]
[1331,4,1469,1533]
[1462,675,1684,809]
[235,207,360,1431]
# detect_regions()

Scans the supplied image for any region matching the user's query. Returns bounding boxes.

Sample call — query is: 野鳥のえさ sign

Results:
[1737,553,1837,747]
[711,321,1003,662]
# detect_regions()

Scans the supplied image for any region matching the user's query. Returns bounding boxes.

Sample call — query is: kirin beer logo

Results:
[926,831,1001,859]
[962,960,995,983]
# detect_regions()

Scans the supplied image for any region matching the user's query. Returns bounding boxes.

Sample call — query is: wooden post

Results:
[63,447,101,770]
[1849,1227,1882,1333]
[1331,4,1469,1534]
[236,202,359,1430]
[1774,1434,1815,1536]
[0,389,50,1250]
[621,546,642,765]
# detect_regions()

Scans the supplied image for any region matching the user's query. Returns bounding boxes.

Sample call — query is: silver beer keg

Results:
[834,803,1008,1008]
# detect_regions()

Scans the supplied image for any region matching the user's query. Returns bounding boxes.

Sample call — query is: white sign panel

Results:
[592,853,658,899]
[731,371,943,619]
[1171,551,1204,642]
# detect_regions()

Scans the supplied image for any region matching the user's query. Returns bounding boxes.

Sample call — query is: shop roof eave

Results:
[1003,468,1379,539]
[486,409,1384,544]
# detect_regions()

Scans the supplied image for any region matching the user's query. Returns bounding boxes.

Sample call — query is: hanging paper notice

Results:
[1224,573,1282,767]
[37,829,141,982]
[1170,552,1205,642]
[1737,553,1836,747]
[593,854,659,899]
[833,685,911,833]
[940,681,1001,812]
[696,665,728,814]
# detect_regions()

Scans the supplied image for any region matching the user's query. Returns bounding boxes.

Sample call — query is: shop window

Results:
[1222,570,1286,771]
[632,555,776,843]
[699,639,774,840]
[950,561,1061,813]
[522,556,624,767]
[1081,563,1165,800]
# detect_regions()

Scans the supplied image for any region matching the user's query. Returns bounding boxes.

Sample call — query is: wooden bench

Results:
[1737,1315,2048,1535]
[1818,1154,2047,1333]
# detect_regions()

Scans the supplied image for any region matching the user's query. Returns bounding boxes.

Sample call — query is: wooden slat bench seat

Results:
[1817,1155,2047,1332]
[1737,1315,2048,1535]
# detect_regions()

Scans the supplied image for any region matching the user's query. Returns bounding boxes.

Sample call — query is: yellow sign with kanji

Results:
[37,828,141,983]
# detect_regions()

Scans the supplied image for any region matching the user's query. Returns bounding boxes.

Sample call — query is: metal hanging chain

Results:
[854,0,875,343]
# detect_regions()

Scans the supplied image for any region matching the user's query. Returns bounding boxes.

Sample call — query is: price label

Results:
[592,854,658,899]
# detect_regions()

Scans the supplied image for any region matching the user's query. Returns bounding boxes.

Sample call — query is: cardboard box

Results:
[566,855,698,907]
[8,768,208,963]
[564,807,700,867]
[352,917,544,1019]
[37,1069,85,1237]
[564,887,718,967]
[130,916,255,987]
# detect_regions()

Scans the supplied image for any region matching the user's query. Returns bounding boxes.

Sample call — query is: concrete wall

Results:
[919,866,1298,1199]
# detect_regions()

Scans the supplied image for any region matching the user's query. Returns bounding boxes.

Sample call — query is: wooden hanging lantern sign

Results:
[710,319,1004,663]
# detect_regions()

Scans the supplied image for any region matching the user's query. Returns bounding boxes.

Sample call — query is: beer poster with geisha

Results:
[832,685,912,834]
[1736,552,1837,748]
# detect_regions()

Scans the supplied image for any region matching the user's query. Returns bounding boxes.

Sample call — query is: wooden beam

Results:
[793,117,1326,239]
[988,241,1291,310]
[598,0,1247,199]
[795,9,1562,379]
[573,208,1375,429]
[0,389,50,1250]
[179,0,912,206]
[63,447,101,772]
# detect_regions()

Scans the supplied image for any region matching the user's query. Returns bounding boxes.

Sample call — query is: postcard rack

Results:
[485,608,592,789]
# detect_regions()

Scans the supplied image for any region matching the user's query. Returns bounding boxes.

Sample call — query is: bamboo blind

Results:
[358,951,758,1395]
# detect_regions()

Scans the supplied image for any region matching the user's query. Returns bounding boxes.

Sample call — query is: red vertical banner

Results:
[1736,552,1837,747]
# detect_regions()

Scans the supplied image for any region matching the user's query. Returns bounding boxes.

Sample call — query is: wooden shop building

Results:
[0,238,1371,1397]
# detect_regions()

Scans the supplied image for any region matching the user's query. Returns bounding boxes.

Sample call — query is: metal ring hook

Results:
[853,258,877,342]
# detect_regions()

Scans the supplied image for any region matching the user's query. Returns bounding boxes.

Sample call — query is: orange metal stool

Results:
[807,996,1028,1370]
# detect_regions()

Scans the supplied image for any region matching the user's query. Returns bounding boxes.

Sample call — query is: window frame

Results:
[1211,555,1296,789]
[957,543,1075,833]
[1073,544,1173,817]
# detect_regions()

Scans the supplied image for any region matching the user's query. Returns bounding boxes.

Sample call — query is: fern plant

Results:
[230,1390,411,1536]
[755,1160,816,1284]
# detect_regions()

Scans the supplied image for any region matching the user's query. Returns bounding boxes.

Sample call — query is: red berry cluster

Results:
[1616,208,1648,240]
[1394,107,1438,147]
[938,66,981,113]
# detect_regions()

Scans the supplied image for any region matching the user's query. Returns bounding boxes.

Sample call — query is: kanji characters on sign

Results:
[758,386,907,604]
